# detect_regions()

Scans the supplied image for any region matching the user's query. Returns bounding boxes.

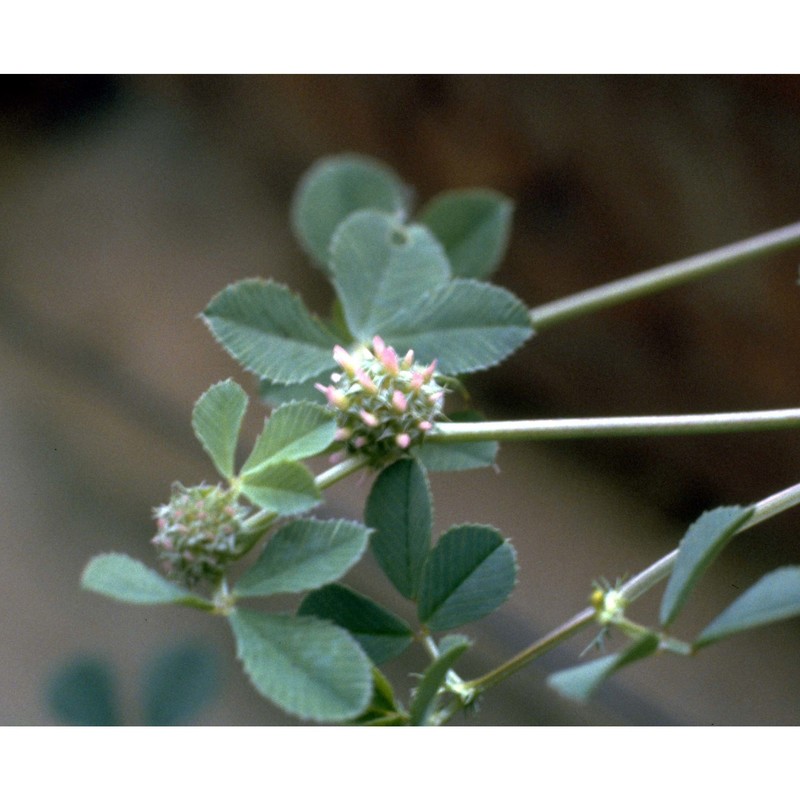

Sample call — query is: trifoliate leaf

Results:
[365,458,433,600]
[234,519,371,598]
[659,505,754,627]
[240,401,336,476]
[418,189,513,279]
[47,657,119,726]
[81,554,213,610]
[191,379,248,479]
[696,566,800,648]
[547,633,660,703]
[409,634,471,726]
[291,153,409,269]
[203,279,337,383]
[229,608,372,722]
[381,279,533,375]
[239,460,321,515]
[417,525,517,631]
[299,584,414,664]
[330,210,451,341]
[141,643,220,726]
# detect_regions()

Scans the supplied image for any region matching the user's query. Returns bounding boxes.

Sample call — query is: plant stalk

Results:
[528,220,800,331]
[462,478,800,696]
[429,408,800,443]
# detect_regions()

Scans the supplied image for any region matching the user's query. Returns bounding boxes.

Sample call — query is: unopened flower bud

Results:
[372,336,387,357]
[356,369,378,394]
[334,427,352,441]
[391,390,408,413]
[395,432,411,449]
[379,346,399,376]
[359,410,379,428]
[333,344,358,376]
[421,360,438,382]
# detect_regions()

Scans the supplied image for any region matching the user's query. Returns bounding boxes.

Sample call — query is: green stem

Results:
[429,408,800,443]
[528,220,800,331]
[462,478,800,696]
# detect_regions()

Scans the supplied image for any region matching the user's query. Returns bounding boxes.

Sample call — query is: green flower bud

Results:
[151,483,250,587]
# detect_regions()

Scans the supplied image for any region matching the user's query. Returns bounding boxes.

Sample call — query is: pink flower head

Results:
[417,420,433,432]
[395,432,411,449]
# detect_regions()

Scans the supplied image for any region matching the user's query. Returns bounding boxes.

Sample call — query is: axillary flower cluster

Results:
[316,336,446,465]
[151,483,250,587]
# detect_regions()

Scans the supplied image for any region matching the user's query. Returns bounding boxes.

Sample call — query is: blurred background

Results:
[2,74,800,725]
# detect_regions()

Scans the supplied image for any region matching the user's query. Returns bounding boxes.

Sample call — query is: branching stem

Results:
[461,478,800,696]
[430,408,800,443]
[528,220,800,331]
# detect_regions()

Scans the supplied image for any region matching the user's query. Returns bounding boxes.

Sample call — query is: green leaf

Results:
[330,210,451,341]
[259,374,329,408]
[351,667,407,725]
[382,279,533,375]
[696,566,800,649]
[547,633,660,703]
[418,189,513,279]
[365,458,433,600]
[409,634,471,726]
[47,657,119,726]
[417,525,517,631]
[239,460,321,515]
[241,401,336,475]
[235,519,371,598]
[203,279,337,383]
[191,379,248,479]
[299,584,413,664]
[81,554,213,610]
[229,608,372,722]
[416,410,498,472]
[659,505,754,627]
[141,643,220,726]
[291,153,409,269]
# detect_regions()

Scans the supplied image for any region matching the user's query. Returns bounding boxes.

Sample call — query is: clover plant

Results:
[82,153,800,724]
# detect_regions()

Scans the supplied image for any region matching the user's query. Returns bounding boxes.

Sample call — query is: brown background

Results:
[2,75,799,725]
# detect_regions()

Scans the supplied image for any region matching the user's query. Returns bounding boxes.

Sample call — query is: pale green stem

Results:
[461,478,800,696]
[528,220,800,331]
[430,408,800,443]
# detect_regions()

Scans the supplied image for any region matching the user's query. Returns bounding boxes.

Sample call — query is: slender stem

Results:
[528,220,800,331]
[429,408,800,443]
[461,608,596,695]
[462,478,800,695]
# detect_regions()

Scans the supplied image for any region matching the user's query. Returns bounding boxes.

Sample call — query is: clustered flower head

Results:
[151,482,250,587]
[316,336,446,466]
